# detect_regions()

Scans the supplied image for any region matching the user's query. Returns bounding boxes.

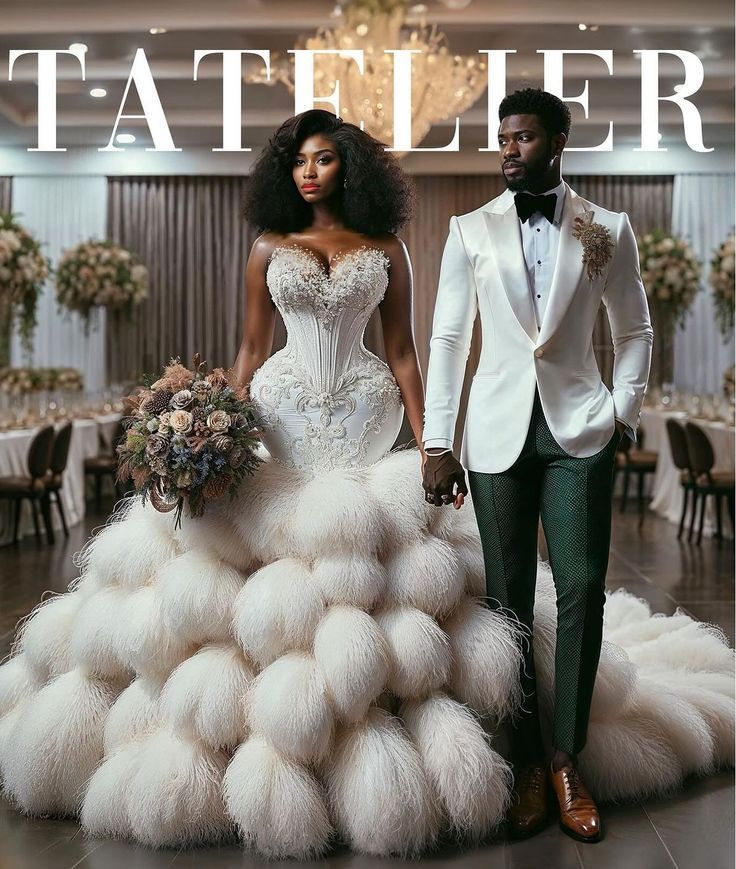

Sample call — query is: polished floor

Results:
[0,494,733,869]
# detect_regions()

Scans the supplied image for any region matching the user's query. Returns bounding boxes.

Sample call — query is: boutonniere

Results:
[571,210,614,281]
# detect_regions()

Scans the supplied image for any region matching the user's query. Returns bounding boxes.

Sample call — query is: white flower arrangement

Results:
[0,213,50,358]
[710,231,735,337]
[638,230,701,328]
[0,366,83,396]
[55,239,148,328]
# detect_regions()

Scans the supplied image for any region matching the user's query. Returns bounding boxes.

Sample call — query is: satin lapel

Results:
[483,204,538,343]
[536,188,588,347]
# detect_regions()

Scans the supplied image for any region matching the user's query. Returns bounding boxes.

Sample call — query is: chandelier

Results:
[249,0,487,150]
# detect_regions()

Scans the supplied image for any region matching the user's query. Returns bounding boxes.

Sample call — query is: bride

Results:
[0,110,732,859]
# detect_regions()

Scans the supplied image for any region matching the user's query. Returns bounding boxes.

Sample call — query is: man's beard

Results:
[503,148,553,192]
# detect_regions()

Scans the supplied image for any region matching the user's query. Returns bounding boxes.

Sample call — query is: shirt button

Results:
[536,228,541,232]
[535,348,544,358]
[537,259,541,264]
[537,294,541,298]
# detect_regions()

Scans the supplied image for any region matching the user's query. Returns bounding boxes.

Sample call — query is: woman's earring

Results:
[344,178,348,189]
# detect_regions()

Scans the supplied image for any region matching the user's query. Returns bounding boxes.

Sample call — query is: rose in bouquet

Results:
[55,239,148,329]
[710,231,735,337]
[0,212,50,359]
[116,354,262,527]
[638,230,701,328]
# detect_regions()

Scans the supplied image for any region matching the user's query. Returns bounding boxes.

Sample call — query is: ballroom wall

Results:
[2,169,733,417]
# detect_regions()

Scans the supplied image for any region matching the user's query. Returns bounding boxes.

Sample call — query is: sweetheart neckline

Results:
[269,242,389,277]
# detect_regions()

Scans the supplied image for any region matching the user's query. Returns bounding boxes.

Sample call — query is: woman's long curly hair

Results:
[243,109,415,235]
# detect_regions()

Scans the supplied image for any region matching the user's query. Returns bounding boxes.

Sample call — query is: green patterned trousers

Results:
[468,390,620,758]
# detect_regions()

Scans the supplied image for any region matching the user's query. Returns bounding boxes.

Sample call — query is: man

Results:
[421,88,652,843]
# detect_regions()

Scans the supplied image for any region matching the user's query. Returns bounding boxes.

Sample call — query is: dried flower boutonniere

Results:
[571,210,614,281]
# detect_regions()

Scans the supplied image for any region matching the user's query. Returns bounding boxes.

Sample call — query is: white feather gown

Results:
[0,244,732,858]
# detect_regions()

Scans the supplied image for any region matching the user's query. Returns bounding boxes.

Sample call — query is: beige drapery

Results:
[105,175,673,422]
[0,178,14,365]
[0,178,11,213]
[106,176,255,382]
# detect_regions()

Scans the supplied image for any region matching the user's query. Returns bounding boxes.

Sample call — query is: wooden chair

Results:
[665,418,697,541]
[84,419,125,510]
[684,421,735,546]
[43,420,74,540]
[0,424,55,545]
[615,428,658,522]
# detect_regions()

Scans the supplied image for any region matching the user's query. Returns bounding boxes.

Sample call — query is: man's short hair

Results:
[498,88,571,139]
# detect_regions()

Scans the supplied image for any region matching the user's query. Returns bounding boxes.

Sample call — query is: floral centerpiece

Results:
[55,239,148,328]
[0,366,84,395]
[116,355,262,527]
[638,230,701,384]
[0,212,50,363]
[710,231,735,337]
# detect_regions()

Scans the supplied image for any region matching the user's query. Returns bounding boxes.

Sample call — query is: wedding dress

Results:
[0,244,733,859]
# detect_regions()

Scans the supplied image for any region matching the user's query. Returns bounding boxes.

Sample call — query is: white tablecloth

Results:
[640,407,735,538]
[0,414,122,545]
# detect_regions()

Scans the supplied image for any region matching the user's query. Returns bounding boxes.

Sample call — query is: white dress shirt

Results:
[519,179,566,328]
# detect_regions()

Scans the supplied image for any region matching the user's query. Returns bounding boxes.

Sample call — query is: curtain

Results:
[9,176,108,393]
[0,178,11,213]
[567,175,674,386]
[671,174,735,395]
[106,176,256,383]
[0,178,12,363]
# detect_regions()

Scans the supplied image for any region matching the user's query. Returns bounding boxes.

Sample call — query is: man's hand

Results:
[422,451,468,509]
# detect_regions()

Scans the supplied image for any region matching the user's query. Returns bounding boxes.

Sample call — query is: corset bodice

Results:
[250,244,404,472]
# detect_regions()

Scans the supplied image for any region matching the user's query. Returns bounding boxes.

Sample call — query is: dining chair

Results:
[615,428,658,524]
[84,418,125,510]
[44,420,74,540]
[684,421,735,546]
[0,424,55,545]
[665,418,696,541]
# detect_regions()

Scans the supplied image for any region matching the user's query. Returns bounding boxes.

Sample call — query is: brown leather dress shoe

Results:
[507,764,549,839]
[550,763,602,843]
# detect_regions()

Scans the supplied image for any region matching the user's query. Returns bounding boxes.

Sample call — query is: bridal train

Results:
[0,448,733,859]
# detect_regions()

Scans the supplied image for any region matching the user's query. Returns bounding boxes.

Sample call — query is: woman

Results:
[0,111,732,860]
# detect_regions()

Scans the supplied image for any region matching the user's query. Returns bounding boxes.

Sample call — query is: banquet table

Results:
[0,414,122,546]
[639,407,735,539]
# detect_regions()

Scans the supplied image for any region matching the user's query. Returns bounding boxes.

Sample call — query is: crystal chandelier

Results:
[250,0,487,150]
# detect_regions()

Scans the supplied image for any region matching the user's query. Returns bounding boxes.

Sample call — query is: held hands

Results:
[422,450,468,509]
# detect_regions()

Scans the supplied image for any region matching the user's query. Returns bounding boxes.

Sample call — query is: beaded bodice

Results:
[249,244,404,472]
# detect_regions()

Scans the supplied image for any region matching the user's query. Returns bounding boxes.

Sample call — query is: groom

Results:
[422,88,652,843]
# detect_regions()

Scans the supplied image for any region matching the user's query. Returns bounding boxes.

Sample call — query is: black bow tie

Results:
[514,191,557,225]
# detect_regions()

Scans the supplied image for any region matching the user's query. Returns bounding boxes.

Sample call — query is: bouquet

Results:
[0,212,50,358]
[638,230,701,327]
[117,355,262,527]
[55,239,148,328]
[710,231,735,337]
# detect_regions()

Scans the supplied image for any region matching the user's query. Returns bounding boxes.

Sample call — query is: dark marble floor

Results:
[0,496,733,869]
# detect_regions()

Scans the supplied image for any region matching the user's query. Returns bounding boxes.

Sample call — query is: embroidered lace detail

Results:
[251,245,403,473]
[267,244,390,328]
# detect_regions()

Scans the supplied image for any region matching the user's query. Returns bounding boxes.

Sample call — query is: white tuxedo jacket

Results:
[423,182,653,474]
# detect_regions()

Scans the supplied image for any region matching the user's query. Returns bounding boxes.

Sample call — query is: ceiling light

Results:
[149,26,167,35]
[89,88,107,98]
[409,3,428,12]
[247,0,487,152]
[578,23,587,31]
[589,25,599,32]
[69,42,87,52]
[116,133,136,144]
